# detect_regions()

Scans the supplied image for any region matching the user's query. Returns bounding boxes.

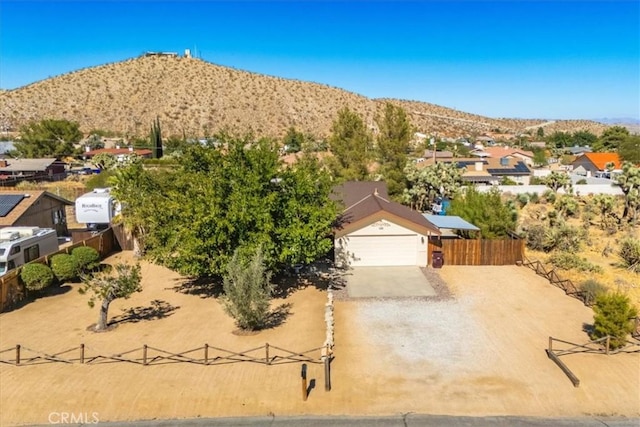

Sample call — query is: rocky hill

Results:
[0,55,608,139]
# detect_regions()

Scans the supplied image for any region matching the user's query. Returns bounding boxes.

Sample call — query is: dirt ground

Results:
[1,254,638,426]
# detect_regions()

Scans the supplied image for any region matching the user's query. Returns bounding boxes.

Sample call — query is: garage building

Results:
[332,182,440,267]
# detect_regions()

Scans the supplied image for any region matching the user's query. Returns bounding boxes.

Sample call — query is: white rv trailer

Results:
[75,188,118,229]
[0,227,59,276]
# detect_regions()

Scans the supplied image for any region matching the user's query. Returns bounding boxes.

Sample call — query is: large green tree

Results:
[593,126,629,152]
[15,119,82,157]
[571,130,598,147]
[326,107,372,181]
[618,135,640,164]
[109,135,337,277]
[447,187,517,239]
[375,102,412,197]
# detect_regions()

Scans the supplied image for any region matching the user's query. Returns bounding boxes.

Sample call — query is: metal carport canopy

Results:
[423,214,480,231]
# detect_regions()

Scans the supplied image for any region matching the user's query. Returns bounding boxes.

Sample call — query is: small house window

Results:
[10,245,20,255]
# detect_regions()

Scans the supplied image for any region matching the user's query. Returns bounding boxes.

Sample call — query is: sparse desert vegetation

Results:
[0,55,609,139]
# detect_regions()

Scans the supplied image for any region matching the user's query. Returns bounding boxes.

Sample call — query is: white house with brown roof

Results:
[332,182,440,267]
[0,190,73,236]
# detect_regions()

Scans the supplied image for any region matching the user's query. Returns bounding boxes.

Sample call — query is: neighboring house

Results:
[419,157,533,185]
[332,181,440,267]
[475,136,496,147]
[423,150,454,160]
[473,147,535,167]
[571,153,622,176]
[84,147,153,162]
[0,158,67,184]
[566,146,592,156]
[0,190,73,236]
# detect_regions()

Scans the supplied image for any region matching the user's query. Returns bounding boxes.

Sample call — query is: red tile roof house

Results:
[571,153,622,177]
[331,181,440,267]
[84,147,153,163]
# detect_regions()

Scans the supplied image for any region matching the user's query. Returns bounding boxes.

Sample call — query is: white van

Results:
[0,227,59,276]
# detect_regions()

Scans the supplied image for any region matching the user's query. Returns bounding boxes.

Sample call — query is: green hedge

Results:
[72,246,101,272]
[20,263,55,291]
[50,254,79,282]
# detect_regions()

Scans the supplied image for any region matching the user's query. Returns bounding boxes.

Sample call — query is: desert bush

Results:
[516,193,530,208]
[543,189,556,204]
[548,252,603,273]
[554,195,579,218]
[591,293,638,349]
[222,247,273,331]
[618,237,640,273]
[525,223,548,251]
[72,246,101,272]
[580,279,608,304]
[50,254,79,282]
[546,223,584,253]
[20,263,55,292]
[528,192,540,204]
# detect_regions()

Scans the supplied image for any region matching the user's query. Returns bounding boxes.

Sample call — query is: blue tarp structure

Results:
[423,214,480,231]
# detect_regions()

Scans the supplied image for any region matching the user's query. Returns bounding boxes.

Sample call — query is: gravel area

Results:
[353,297,492,375]
[328,266,453,302]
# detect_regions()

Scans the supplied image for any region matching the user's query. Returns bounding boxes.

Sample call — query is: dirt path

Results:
[1,257,638,425]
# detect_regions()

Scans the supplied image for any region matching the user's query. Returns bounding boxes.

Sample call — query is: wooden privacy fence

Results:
[428,237,524,265]
[0,342,329,367]
[522,256,592,306]
[546,335,640,387]
[0,227,119,312]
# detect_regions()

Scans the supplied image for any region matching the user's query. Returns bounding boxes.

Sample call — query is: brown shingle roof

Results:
[0,190,73,226]
[332,181,440,237]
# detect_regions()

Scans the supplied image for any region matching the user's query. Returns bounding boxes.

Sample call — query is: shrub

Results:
[20,263,55,292]
[50,254,79,282]
[516,193,530,208]
[576,178,587,185]
[72,246,101,272]
[546,223,584,253]
[543,189,556,204]
[618,237,640,273]
[222,247,273,331]
[548,252,603,273]
[525,223,548,251]
[579,279,608,304]
[591,293,638,350]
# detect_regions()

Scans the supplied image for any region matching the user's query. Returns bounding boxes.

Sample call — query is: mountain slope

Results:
[0,55,608,138]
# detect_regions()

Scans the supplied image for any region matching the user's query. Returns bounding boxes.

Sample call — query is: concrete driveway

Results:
[346,266,436,298]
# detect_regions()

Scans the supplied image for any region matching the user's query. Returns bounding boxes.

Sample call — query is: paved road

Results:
[32,414,640,426]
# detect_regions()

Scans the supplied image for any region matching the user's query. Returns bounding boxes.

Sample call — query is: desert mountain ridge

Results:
[0,55,609,139]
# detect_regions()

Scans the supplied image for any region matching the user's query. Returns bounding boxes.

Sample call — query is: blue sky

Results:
[1,1,638,120]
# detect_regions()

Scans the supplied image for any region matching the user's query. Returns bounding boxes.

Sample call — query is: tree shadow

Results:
[170,277,223,298]
[2,284,73,313]
[582,322,595,336]
[271,259,348,299]
[109,299,180,325]
[263,303,293,329]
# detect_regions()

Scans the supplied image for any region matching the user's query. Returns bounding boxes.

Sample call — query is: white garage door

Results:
[345,235,417,266]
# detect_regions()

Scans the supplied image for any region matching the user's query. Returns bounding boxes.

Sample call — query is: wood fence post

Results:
[548,337,553,353]
[324,346,331,392]
[143,344,148,365]
[301,363,308,401]
[80,344,85,364]
[204,344,209,365]
[605,336,610,355]
[265,343,270,365]
[15,344,20,366]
